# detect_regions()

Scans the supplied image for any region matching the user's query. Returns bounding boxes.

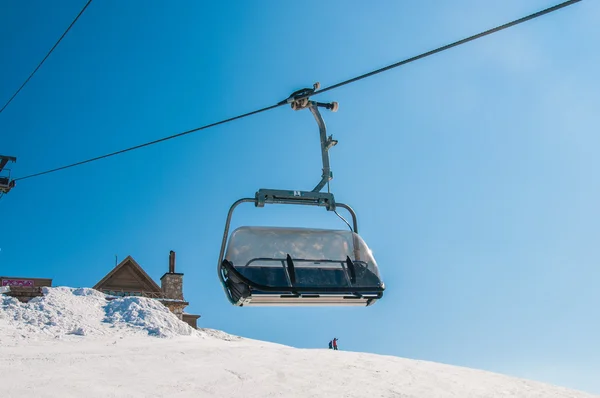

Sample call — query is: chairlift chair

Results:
[0,155,17,194]
[217,84,385,307]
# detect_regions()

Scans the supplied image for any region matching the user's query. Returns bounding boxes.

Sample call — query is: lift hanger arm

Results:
[284,82,339,193]
[0,155,17,173]
[308,104,338,192]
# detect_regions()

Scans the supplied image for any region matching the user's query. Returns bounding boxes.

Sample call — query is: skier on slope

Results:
[328,340,333,349]
[332,337,338,350]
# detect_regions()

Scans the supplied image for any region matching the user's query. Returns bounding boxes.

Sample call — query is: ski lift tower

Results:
[0,155,17,194]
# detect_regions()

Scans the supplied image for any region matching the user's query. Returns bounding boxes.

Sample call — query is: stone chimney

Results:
[160,250,183,301]
[169,250,175,273]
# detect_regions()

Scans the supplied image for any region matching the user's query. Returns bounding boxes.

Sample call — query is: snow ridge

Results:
[0,287,234,341]
[104,296,195,338]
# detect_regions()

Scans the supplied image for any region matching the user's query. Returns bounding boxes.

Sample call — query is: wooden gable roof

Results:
[93,255,162,293]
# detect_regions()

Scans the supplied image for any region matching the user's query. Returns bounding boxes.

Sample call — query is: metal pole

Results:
[308,103,334,193]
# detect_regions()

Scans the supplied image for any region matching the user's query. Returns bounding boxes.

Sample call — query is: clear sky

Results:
[1,0,598,394]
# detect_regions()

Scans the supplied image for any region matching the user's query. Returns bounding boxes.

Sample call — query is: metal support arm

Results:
[282,82,339,193]
[308,103,337,192]
[256,188,336,210]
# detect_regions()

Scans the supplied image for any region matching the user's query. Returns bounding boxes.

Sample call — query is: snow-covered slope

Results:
[0,287,596,398]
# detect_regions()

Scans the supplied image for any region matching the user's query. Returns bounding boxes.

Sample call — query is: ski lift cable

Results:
[296,0,582,101]
[13,103,283,181]
[0,0,94,116]
[12,0,581,183]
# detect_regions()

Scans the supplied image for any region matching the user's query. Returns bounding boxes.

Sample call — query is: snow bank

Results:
[0,287,234,341]
[104,296,195,338]
[0,287,107,339]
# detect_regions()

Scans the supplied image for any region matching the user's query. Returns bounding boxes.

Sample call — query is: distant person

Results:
[332,337,338,350]
[328,340,333,349]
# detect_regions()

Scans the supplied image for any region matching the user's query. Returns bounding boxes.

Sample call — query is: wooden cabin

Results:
[0,276,53,302]
[93,251,201,329]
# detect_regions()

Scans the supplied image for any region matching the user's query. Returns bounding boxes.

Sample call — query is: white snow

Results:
[103,295,196,338]
[0,287,597,398]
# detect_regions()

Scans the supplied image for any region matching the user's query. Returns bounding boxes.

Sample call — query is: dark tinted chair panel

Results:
[235,266,289,288]
[294,268,349,288]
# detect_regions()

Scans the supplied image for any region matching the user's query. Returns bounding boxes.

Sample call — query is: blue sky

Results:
[1,0,599,394]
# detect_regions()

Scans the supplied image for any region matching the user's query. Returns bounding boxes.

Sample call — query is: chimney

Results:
[161,250,184,303]
[169,250,175,273]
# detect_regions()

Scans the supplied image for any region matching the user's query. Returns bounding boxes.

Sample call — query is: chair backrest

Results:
[224,226,381,280]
